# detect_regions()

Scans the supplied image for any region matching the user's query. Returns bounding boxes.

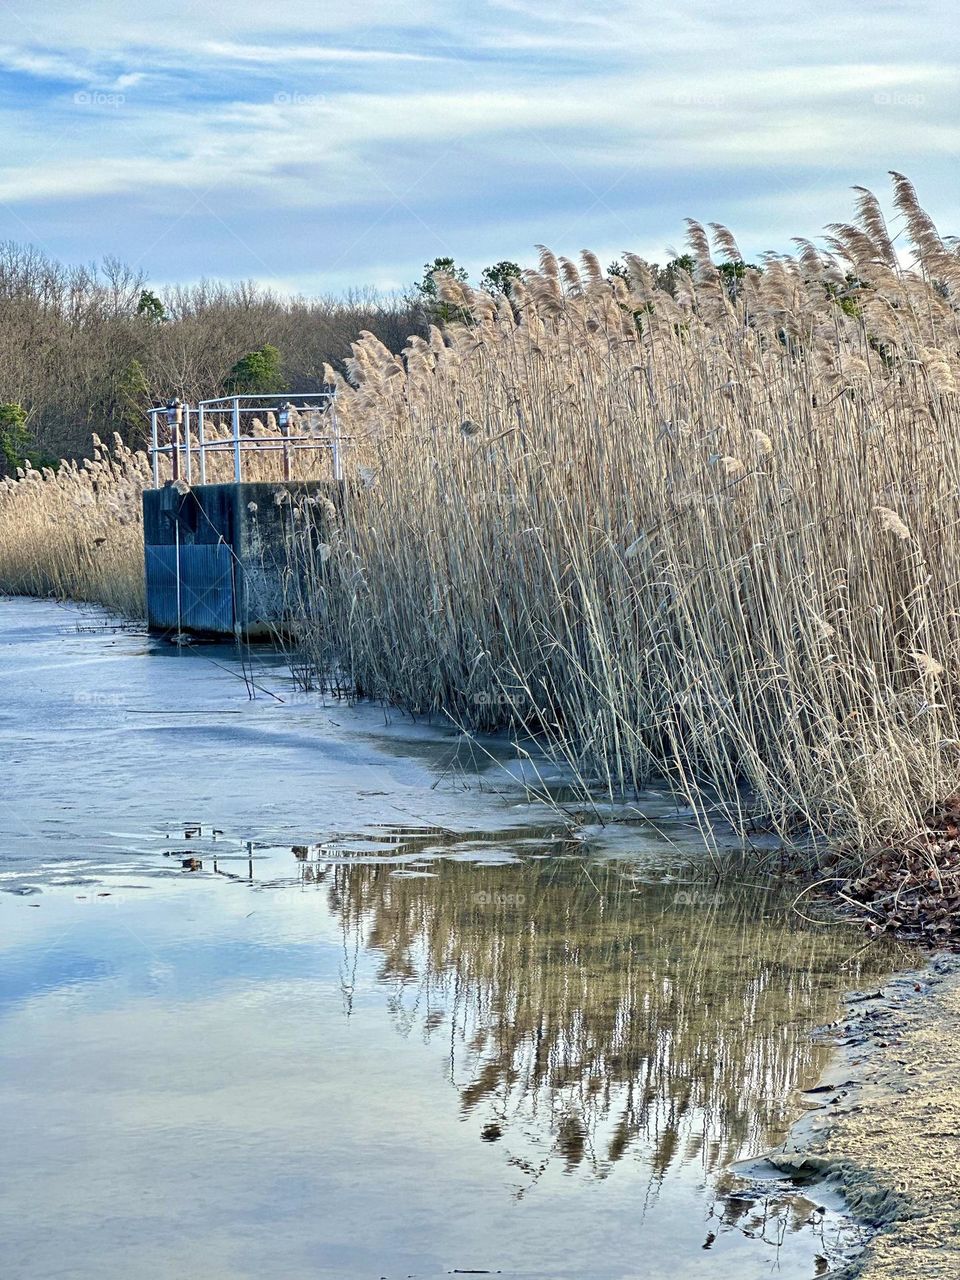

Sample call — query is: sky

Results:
[0,0,956,296]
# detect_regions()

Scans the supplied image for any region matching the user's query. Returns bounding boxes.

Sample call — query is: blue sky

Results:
[0,0,956,295]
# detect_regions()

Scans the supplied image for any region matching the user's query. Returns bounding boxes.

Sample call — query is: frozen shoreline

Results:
[0,595,694,881]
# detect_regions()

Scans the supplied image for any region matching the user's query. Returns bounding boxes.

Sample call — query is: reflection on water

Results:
[0,831,913,1280]
[319,848,896,1191]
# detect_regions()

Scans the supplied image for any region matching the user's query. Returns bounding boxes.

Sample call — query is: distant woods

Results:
[0,244,423,464]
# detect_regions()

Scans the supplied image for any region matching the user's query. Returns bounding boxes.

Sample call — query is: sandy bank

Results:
[780,954,960,1277]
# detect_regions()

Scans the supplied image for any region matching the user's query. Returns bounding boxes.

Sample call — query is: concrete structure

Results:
[143,481,337,640]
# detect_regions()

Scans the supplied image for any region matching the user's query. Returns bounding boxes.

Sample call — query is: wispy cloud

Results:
[0,1,954,293]
[199,41,444,65]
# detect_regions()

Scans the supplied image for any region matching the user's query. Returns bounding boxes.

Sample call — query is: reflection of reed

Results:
[325,856,908,1188]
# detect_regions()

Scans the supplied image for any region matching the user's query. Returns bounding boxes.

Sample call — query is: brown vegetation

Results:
[842,795,960,940]
[6,175,960,873]
[292,175,960,858]
[0,243,419,461]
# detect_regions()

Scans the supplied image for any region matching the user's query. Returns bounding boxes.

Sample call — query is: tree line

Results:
[0,243,429,469]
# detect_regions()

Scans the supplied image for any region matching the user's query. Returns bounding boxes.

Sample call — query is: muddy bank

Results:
[837,794,960,944]
[754,954,960,1276]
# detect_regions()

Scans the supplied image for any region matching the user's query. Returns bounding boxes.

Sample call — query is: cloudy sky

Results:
[0,0,955,295]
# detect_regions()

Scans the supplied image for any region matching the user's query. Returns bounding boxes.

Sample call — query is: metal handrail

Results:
[147,392,341,487]
[195,393,334,406]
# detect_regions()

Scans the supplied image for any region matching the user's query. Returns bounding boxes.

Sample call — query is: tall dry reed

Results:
[0,435,149,615]
[292,176,960,852]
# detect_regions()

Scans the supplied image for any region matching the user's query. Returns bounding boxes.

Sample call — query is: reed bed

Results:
[0,436,150,615]
[5,175,960,864]
[293,177,960,855]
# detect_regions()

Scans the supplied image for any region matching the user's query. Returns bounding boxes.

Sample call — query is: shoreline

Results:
[753,951,960,1277]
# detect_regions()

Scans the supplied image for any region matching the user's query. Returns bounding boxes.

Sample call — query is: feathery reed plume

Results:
[875,506,911,541]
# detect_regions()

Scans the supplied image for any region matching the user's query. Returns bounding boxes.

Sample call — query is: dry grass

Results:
[293,176,960,853]
[6,175,960,857]
[0,435,149,615]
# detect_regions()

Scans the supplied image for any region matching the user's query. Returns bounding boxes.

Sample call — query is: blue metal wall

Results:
[145,543,235,635]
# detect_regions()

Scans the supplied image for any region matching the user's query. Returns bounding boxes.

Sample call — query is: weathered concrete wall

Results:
[143,481,340,640]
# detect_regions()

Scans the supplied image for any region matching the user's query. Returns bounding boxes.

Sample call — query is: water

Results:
[0,598,912,1279]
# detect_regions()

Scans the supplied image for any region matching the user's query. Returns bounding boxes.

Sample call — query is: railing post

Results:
[150,410,160,487]
[183,404,193,485]
[168,398,182,483]
[198,405,207,485]
[232,396,242,483]
[279,401,292,481]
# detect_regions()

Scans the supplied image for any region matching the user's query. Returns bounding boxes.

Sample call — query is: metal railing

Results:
[148,391,342,488]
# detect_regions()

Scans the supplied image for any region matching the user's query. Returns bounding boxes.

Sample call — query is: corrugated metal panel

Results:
[180,544,236,633]
[145,545,179,631]
[145,543,235,635]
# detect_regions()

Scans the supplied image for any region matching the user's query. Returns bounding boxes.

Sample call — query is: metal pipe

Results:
[199,393,333,406]
[198,406,207,485]
[279,402,292,481]
[167,398,183,483]
[232,396,242,483]
[150,411,160,487]
[183,404,192,485]
[175,513,182,636]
